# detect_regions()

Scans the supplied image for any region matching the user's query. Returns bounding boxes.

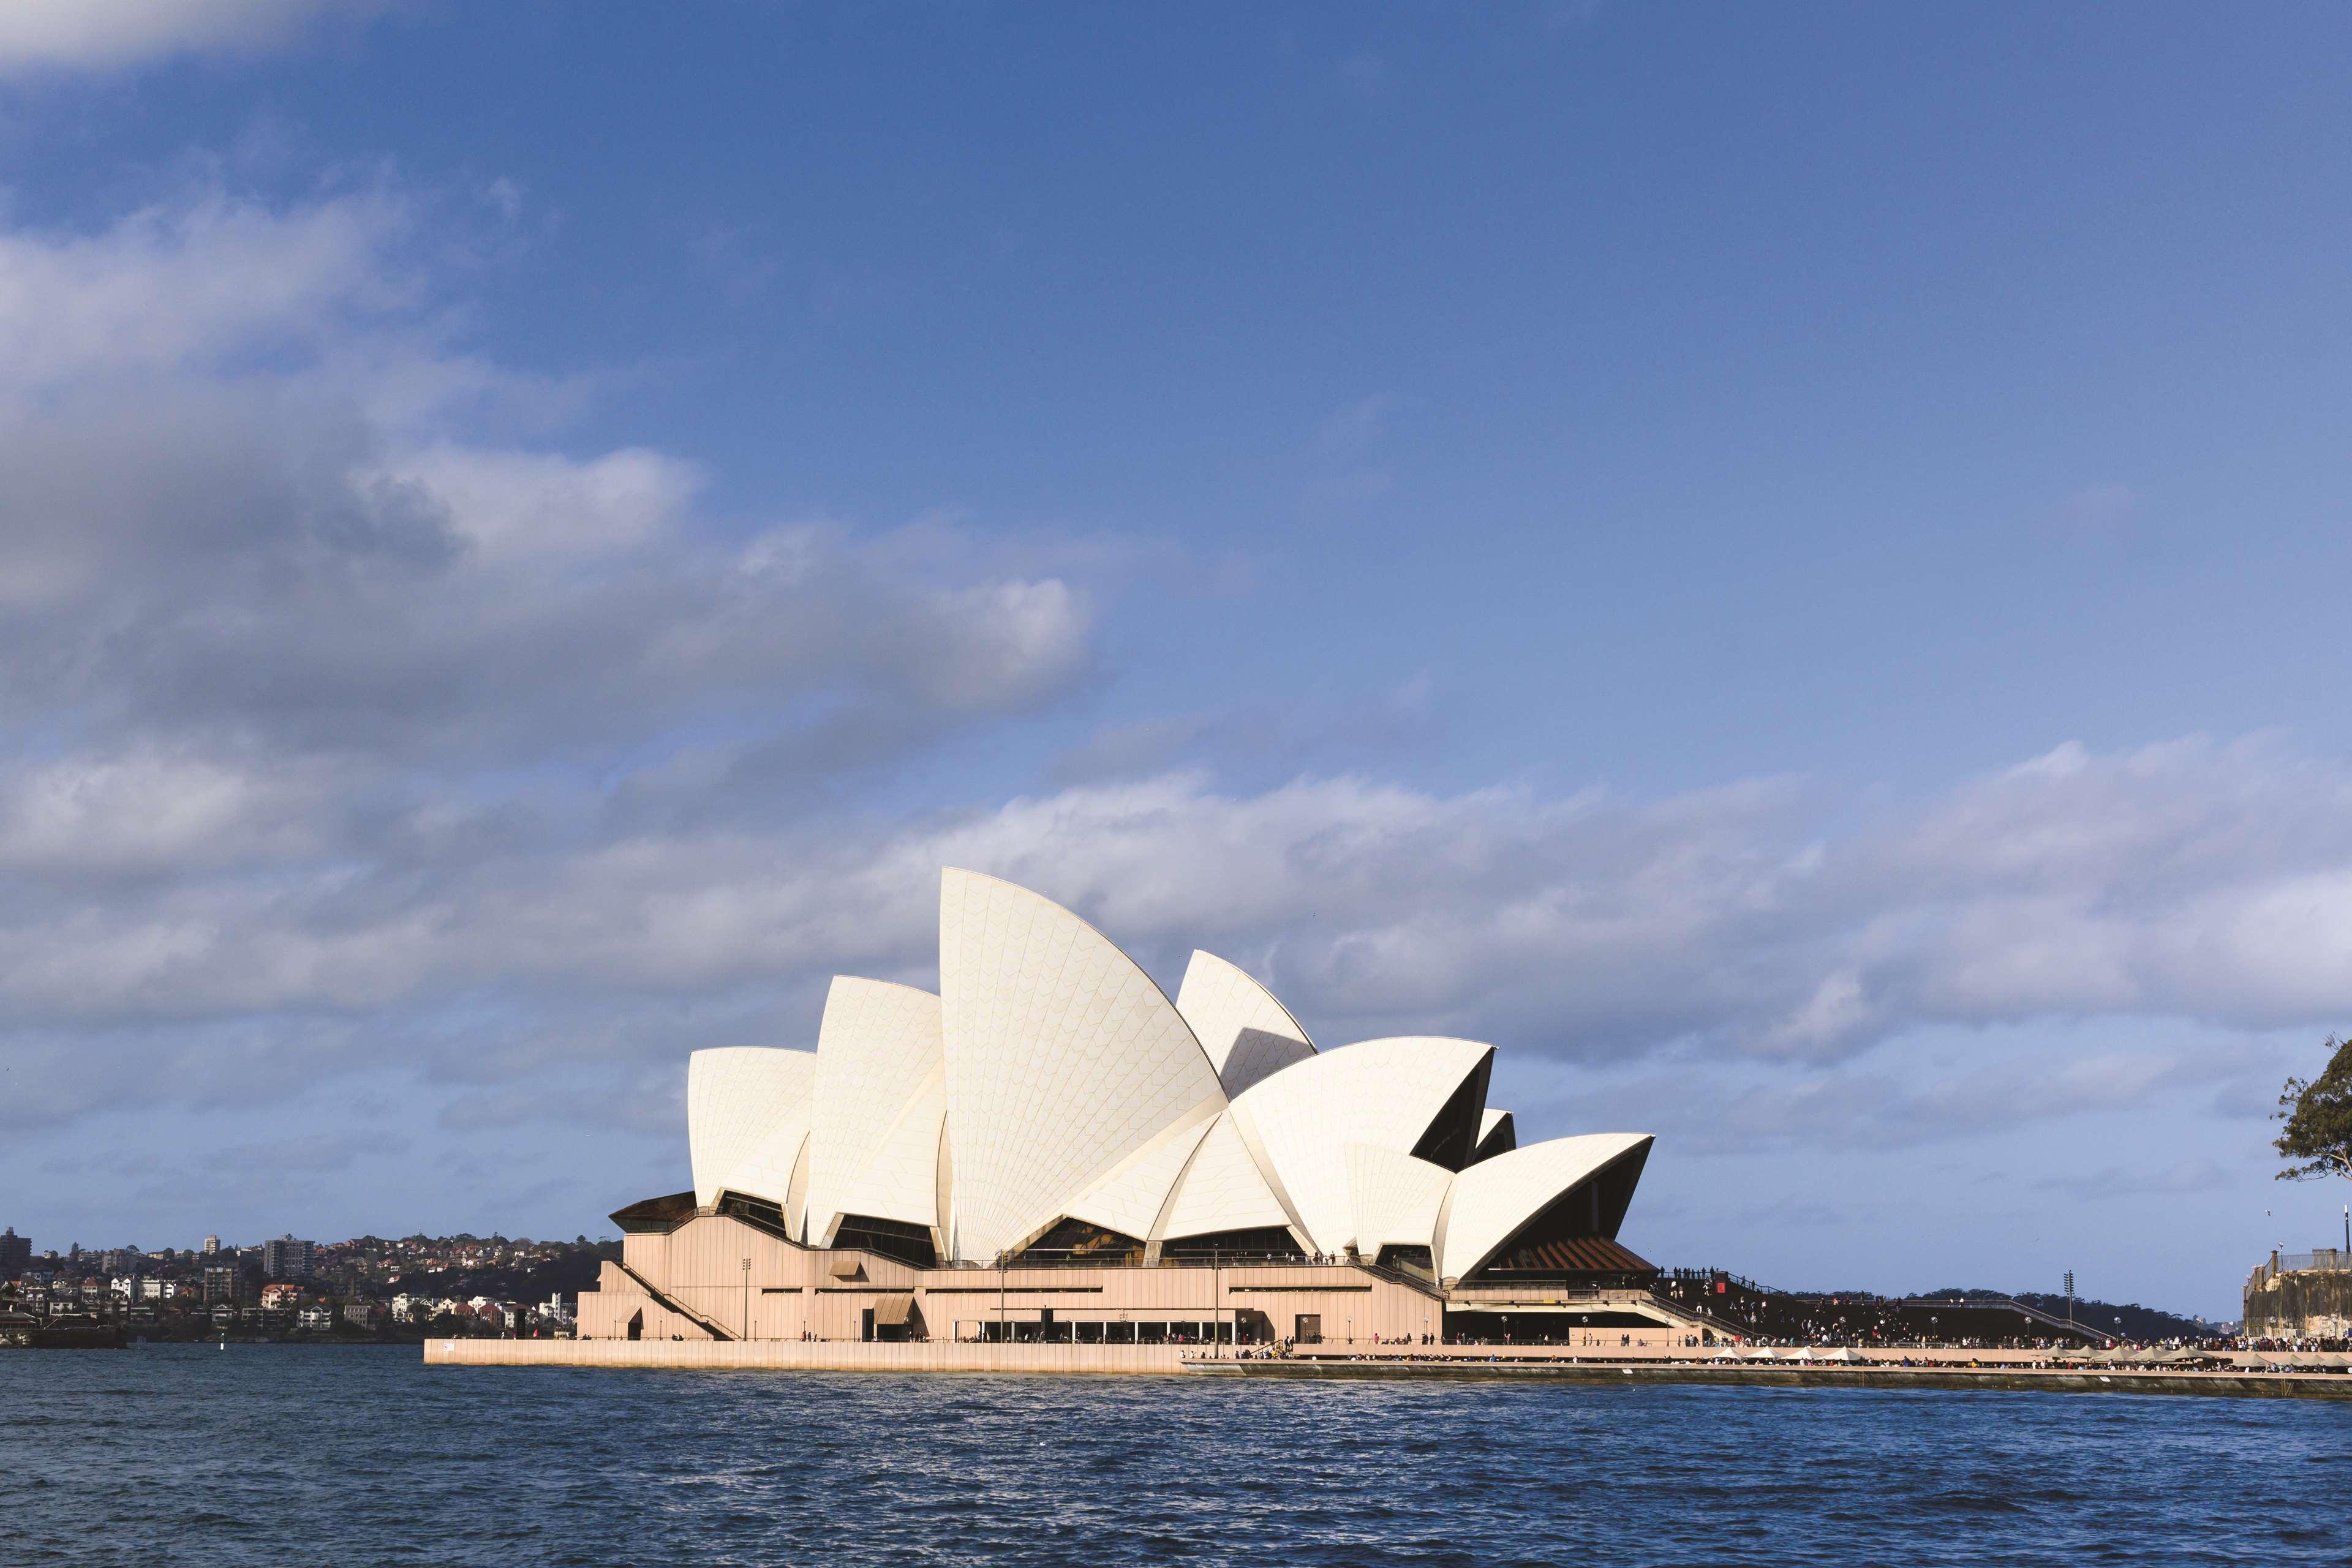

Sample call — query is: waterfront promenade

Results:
[426,1337,2352,1398]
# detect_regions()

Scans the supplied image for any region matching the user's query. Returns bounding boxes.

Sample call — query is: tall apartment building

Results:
[202,1265,239,1305]
[262,1235,313,1281]
[0,1227,29,1277]
[202,1235,221,1256]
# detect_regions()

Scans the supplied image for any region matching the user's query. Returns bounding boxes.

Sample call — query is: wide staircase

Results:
[614,1259,736,1342]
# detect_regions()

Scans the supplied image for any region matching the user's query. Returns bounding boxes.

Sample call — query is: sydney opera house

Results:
[580,869,1698,1348]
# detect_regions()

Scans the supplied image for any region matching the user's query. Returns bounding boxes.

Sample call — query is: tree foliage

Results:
[2274,1035,2352,1182]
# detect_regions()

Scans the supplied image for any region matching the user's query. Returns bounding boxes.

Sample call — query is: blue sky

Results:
[2,2,2348,1317]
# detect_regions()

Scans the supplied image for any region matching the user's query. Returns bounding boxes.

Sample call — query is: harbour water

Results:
[5,1346,2346,1565]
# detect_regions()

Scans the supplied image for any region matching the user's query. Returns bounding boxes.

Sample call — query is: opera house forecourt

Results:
[538,868,1713,1365]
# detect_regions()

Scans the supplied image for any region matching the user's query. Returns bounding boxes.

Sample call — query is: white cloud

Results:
[382,444,704,563]
[0,0,387,70]
[0,173,1098,764]
[0,750,339,874]
[0,184,415,396]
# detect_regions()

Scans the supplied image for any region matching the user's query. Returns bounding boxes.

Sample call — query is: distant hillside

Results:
[1944,1290,2223,1341]
[386,1242,618,1305]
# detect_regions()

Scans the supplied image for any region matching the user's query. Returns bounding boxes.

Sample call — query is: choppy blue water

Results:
[4,1347,2348,1566]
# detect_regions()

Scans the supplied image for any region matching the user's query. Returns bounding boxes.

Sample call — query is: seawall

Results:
[1184,1358,2352,1399]
[426,1340,2352,1398]
[425,1338,1192,1374]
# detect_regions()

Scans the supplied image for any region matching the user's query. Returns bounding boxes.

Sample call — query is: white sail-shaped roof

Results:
[1063,1109,1219,1242]
[813,1061,946,1244]
[687,1047,818,1212]
[1227,1036,1493,1257]
[1174,950,1316,1099]
[804,978,946,1245]
[938,868,1226,1262]
[1155,1109,1302,1242]
[1344,1144,1454,1257]
[1472,1107,1516,1163]
[1433,1133,1653,1283]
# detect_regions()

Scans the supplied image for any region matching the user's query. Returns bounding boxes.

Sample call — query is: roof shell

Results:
[1174,951,1316,1098]
[687,1047,819,1213]
[1433,1132,1653,1283]
[1063,1109,1221,1242]
[937,868,1226,1261]
[1343,1144,1455,1256]
[1227,1036,1493,1257]
[1155,1109,1303,1242]
[804,978,946,1243]
[1471,1108,1517,1164]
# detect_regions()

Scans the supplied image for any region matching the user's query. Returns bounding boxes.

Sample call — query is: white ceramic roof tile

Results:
[805,978,946,1242]
[1227,1036,1493,1257]
[1063,1108,1219,1241]
[1479,1107,1510,1143]
[938,868,1226,1261]
[1174,950,1317,1098]
[1155,1109,1299,1241]
[1433,1133,1654,1283]
[686,1047,818,1211]
[1343,1144,1455,1255]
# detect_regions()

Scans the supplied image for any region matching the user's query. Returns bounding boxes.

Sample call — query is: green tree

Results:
[2275,1035,2352,1182]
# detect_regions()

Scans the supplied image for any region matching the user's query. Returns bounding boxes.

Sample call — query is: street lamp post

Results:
[1212,1249,1221,1359]
[741,1257,752,1341]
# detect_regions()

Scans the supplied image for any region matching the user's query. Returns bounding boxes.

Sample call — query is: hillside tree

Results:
[2275,1035,2352,1182]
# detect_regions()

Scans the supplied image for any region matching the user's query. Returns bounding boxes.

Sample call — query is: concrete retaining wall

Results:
[2245,1265,2352,1338]
[426,1338,1193,1373]
[1189,1359,2352,1401]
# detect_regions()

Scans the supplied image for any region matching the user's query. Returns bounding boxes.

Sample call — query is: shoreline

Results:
[1183,1358,2352,1399]
[421,1339,2352,1398]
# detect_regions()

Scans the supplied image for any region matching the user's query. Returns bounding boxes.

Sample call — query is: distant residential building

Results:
[202,1265,239,1305]
[259,1281,303,1309]
[0,1227,29,1277]
[262,1235,312,1281]
[202,1235,221,1256]
[297,1303,336,1332]
[342,1302,382,1330]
